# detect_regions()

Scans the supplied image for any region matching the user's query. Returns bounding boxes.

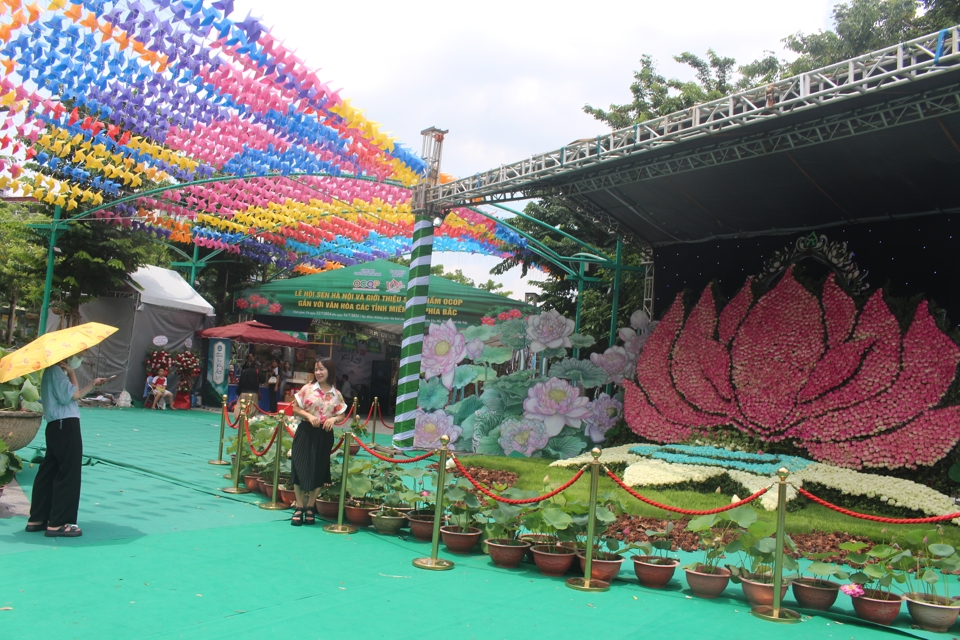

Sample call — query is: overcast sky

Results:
[235,0,838,299]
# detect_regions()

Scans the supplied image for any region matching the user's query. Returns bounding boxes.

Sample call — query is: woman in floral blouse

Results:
[290,358,346,525]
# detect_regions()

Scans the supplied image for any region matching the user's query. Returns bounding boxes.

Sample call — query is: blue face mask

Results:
[67,356,83,369]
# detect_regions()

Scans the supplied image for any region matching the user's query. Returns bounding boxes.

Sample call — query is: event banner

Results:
[235,259,533,327]
[206,338,230,399]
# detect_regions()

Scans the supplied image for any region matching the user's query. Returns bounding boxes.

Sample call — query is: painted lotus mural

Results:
[623,267,960,470]
[413,308,654,457]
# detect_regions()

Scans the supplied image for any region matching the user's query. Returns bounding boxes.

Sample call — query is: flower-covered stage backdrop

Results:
[624,268,960,470]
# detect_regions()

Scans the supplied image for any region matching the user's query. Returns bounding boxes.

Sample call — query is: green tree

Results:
[492,199,647,349]
[583,50,737,128]
[476,279,512,298]
[0,203,45,343]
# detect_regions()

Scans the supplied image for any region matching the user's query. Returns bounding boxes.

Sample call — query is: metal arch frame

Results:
[426,26,960,210]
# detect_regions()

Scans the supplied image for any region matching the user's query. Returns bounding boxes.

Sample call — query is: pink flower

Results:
[590,346,633,385]
[498,418,550,456]
[523,378,590,436]
[622,270,960,470]
[618,327,647,360]
[584,393,623,443]
[421,320,466,390]
[235,298,249,309]
[268,303,282,314]
[840,584,865,597]
[481,316,496,326]
[526,309,575,353]
[466,338,485,360]
[413,409,462,450]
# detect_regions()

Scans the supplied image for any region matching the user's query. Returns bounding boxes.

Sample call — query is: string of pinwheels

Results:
[0,0,525,270]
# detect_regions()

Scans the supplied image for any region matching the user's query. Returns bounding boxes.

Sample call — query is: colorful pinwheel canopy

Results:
[0,0,525,273]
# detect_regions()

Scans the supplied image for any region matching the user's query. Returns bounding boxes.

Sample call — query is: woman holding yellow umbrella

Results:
[0,322,117,538]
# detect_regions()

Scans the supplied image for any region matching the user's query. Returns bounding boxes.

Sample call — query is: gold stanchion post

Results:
[222,406,250,494]
[324,431,358,534]
[209,394,231,465]
[751,467,800,623]
[260,417,288,510]
[224,399,245,479]
[370,397,378,446]
[567,448,610,592]
[413,435,454,571]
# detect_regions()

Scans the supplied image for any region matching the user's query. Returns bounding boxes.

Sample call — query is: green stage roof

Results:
[237,259,535,327]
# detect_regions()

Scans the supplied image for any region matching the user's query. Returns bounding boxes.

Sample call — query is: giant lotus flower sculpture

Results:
[623,269,960,470]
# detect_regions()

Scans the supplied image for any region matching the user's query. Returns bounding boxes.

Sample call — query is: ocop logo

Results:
[353,279,380,289]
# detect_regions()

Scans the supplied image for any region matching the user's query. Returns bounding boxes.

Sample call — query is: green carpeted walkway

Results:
[0,408,952,638]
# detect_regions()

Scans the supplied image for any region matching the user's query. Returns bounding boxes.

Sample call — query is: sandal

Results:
[45,524,82,538]
[304,508,316,525]
[25,521,46,533]
[291,509,304,526]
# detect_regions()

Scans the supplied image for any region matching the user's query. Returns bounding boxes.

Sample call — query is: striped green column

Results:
[392,214,435,448]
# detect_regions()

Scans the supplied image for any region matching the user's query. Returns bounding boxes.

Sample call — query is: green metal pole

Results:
[189,243,199,287]
[573,263,585,359]
[606,239,623,396]
[38,205,61,336]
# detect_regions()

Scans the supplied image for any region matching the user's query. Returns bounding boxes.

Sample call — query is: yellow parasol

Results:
[0,322,118,383]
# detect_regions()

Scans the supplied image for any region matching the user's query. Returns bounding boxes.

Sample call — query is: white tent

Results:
[51,266,215,401]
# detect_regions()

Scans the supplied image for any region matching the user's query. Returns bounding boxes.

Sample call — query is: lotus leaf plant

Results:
[684,506,757,574]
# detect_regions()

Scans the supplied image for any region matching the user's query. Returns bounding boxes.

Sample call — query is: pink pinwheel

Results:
[623,269,960,469]
[420,320,467,390]
[523,378,590,436]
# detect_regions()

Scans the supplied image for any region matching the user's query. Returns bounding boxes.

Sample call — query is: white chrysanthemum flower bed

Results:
[549,444,644,468]
[551,446,958,520]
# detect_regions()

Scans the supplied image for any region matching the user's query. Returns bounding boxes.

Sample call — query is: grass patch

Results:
[465,455,960,547]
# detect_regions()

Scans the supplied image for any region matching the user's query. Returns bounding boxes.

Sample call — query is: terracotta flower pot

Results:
[406,513,436,541]
[530,545,577,577]
[315,499,339,521]
[278,488,296,506]
[441,526,482,554]
[486,539,531,569]
[243,474,262,492]
[904,592,960,632]
[349,443,361,456]
[259,480,274,497]
[683,565,731,599]
[343,503,378,527]
[632,556,679,589]
[850,589,903,626]
[577,551,625,583]
[520,534,557,562]
[791,578,840,611]
[739,575,790,607]
[371,511,407,536]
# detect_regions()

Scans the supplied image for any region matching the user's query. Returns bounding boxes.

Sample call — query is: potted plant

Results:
[0,436,23,493]
[0,368,43,451]
[573,491,627,583]
[342,458,382,527]
[315,481,341,520]
[791,553,848,610]
[632,522,681,589]
[725,518,797,607]
[481,501,531,569]
[839,540,905,626]
[523,491,579,577]
[372,467,419,535]
[440,477,484,554]
[895,527,960,632]
[404,467,440,541]
[682,506,755,598]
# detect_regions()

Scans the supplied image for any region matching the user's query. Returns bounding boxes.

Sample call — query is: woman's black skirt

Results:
[289,420,335,490]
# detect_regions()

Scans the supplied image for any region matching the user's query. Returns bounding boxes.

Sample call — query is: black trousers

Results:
[28,417,83,527]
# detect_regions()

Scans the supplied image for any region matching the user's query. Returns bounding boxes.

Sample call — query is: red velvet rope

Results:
[223,406,240,429]
[244,418,279,457]
[796,487,960,524]
[352,434,436,463]
[452,455,587,504]
[605,468,770,515]
[360,402,374,427]
[330,435,344,454]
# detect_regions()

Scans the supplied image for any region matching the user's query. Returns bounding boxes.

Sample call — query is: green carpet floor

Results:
[0,408,952,639]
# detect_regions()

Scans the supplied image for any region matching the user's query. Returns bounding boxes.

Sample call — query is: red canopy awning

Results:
[197,321,310,347]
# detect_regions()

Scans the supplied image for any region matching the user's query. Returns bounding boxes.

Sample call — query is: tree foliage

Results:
[585,0,960,129]
[492,198,647,350]
[0,202,46,343]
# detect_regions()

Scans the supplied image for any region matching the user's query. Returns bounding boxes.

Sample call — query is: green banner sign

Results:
[236,259,535,327]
